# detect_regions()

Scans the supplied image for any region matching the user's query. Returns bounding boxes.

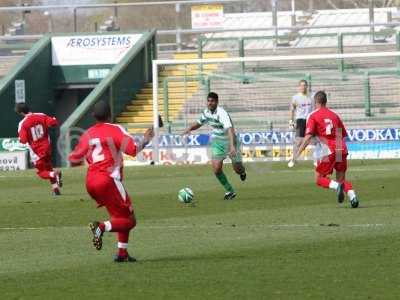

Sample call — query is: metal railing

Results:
[0,1,399,51]
[196,30,400,75]
[0,0,245,39]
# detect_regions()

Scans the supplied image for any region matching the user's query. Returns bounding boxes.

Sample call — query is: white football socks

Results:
[347,190,356,201]
[118,242,128,249]
[104,221,112,232]
[329,180,339,190]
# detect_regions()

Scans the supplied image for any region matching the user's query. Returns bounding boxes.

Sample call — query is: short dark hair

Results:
[314,91,327,105]
[207,92,218,101]
[299,79,308,86]
[93,101,111,121]
[15,103,30,114]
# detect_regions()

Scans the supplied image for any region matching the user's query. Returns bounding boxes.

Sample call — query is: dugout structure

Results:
[0,30,156,167]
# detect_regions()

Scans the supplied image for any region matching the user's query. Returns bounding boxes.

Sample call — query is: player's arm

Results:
[183,122,202,135]
[45,115,59,127]
[68,134,89,166]
[219,110,236,156]
[294,134,313,160]
[183,112,206,135]
[289,98,296,129]
[18,125,28,144]
[135,127,154,153]
[119,126,154,157]
[227,127,236,156]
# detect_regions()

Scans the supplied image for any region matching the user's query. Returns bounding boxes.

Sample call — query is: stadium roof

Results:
[203,8,400,50]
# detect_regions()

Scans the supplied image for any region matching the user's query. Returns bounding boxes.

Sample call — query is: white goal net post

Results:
[150,51,400,165]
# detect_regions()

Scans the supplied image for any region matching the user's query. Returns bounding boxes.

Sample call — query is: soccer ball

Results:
[178,187,194,203]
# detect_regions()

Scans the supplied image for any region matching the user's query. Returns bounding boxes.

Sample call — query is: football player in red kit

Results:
[294,91,359,208]
[16,103,62,195]
[69,101,155,262]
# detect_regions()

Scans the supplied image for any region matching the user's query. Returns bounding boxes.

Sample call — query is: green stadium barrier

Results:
[0,35,53,138]
[60,30,156,166]
[199,30,400,74]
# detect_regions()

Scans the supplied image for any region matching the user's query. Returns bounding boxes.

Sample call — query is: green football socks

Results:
[215,172,234,192]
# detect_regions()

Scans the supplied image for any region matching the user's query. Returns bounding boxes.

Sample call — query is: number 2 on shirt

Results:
[324,119,333,135]
[89,138,105,162]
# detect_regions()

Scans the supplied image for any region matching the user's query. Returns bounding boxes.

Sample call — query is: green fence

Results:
[0,36,53,138]
[197,30,400,75]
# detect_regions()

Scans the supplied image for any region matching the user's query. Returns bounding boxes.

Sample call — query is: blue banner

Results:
[144,128,400,148]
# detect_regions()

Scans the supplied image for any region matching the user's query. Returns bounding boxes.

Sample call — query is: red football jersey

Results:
[68,123,137,180]
[306,107,348,154]
[18,113,58,161]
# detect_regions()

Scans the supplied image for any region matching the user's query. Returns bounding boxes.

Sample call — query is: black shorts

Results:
[296,119,306,138]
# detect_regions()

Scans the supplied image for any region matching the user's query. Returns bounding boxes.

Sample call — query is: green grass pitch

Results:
[1,159,399,299]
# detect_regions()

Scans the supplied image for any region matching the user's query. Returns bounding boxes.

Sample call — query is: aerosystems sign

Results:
[51,34,142,66]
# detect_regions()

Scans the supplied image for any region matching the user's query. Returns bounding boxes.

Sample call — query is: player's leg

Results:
[335,154,359,208]
[34,156,61,195]
[43,156,63,195]
[35,158,53,180]
[315,172,336,189]
[88,176,137,261]
[114,212,137,262]
[230,139,246,181]
[233,162,246,181]
[314,154,345,203]
[104,209,137,262]
[289,119,305,167]
[211,139,236,199]
[100,205,137,262]
[212,159,236,200]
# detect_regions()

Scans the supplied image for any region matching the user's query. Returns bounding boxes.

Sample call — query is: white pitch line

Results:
[0,224,386,231]
[0,166,396,178]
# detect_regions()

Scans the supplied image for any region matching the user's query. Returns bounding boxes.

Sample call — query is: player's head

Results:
[93,101,111,122]
[15,103,30,116]
[298,80,308,94]
[207,92,218,112]
[314,91,328,107]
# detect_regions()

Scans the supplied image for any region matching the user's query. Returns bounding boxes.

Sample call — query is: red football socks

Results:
[316,177,331,189]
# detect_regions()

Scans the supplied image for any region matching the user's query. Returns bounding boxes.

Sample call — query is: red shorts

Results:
[316,152,348,176]
[86,174,133,218]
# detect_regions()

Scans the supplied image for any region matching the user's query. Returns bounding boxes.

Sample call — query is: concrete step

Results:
[126,127,152,134]
[116,116,158,123]
[138,88,198,95]
[136,90,197,100]
[132,99,186,105]
[173,51,228,60]
[163,64,218,71]
[144,81,200,88]
[126,104,183,111]
[120,110,181,118]
[159,69,213,77]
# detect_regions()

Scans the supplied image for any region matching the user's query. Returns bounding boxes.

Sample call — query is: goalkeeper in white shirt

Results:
[288,80,313,167]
